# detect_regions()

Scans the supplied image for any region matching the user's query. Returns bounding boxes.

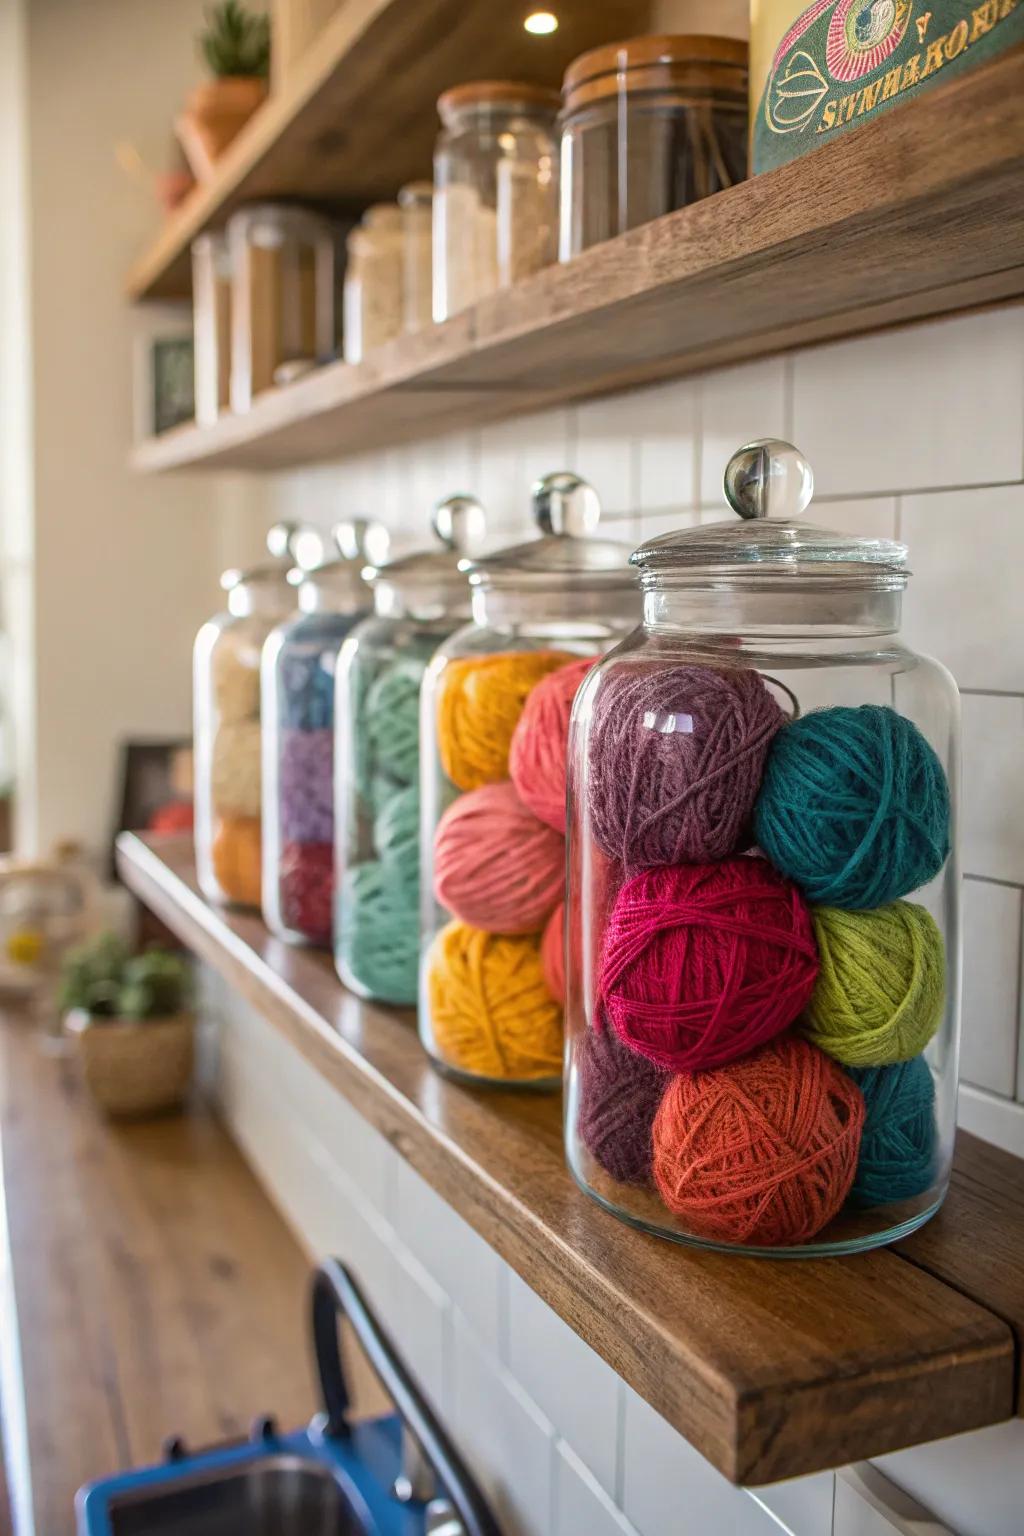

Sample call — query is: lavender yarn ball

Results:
[586,663,785,870]
[280,728,333,844]
[577,1025,670,1187]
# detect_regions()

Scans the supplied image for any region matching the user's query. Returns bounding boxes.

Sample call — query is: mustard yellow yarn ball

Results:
[436,650,576,792]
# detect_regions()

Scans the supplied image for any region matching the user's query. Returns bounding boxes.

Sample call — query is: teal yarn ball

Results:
[754,705,950,909]
[374,784,420,882]
[846,1055,936,1208]
[337,859,419,1005]
[364,658,424,786]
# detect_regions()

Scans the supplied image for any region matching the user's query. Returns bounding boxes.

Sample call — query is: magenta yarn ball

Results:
[577,1026,670,1187]
[586,663,786,871]
[509,657,595,833]
[433,781,565,935]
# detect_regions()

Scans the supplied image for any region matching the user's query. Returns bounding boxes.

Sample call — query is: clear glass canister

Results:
[342,204,404,364]
[399,181,434,335]
[432,82,559,322]
[334,496,486,1005]
[565,440,961,1255]
[192,231,232,427]
[261,520,386,946]
[559,34,749,260]
[194,531,297,910]
[420,474,641,1087]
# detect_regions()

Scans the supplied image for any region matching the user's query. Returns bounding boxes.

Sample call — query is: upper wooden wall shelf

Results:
[132,47,1024,472]
[126,0,648,302]
[117,832,1024,1489]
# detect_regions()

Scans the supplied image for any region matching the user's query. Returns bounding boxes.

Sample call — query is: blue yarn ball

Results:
[846,1055,936,1208]
[278,614,361,731]
[753,705,950,909]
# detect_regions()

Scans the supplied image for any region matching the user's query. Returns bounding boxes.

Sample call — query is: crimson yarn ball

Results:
[541,901,565,1003]
[599,857,819,1073]
[509,657,595,833]
[433,781,565,935]
[651,1036,865,1247]
[586,663,785,871]
[577,1025,669,1187]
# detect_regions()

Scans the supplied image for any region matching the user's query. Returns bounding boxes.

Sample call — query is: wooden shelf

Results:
[127,0,649,301]
[133,47,1024,472]
[116,832,1024,1487]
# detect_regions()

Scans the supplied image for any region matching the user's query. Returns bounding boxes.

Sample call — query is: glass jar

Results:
[559,34,749,260]
[194,530,297,910]
[565,440,960,1256]
[261,521,385,946]
[334,496,485,1005]
[342,204,404,364]
[399,181,434,335]
[192,232,232,427]
[432,82,559,322]
[420,474,640,1087]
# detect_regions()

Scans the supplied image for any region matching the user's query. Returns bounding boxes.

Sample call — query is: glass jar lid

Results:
[221,522,304,613]
[562,34,749,114]
[631,440,908,589]
[367,495,486,620]
[463,473,633,595]
[291,519,389,614]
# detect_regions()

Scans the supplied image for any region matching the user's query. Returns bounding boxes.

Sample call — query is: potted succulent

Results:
[177,1,271,182]
[61,935,195,1117]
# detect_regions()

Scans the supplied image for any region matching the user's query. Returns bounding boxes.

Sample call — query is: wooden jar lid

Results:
[563,34,749,114]
[438,80,561,122]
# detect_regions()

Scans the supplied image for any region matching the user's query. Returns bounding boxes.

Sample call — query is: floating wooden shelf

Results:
[116,832,1024,1487]
[132,48,1024,473]
[127,0,648,302]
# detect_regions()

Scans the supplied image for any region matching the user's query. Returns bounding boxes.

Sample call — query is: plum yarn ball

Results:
[599,857,818,1073]
[577,1026,669,1187]
[541,902,565,1004]
[754,705,950,909]
[433,782,565,935]
[804,901,945,1067]
[425,920,563,1082]
[364,657,425,786]
[436,650,577,792]
[586,663,785,871]
[337,859,419,1005]
[846,1056,937,1208]
[652,1036,865,1247]
[509,657,595,832]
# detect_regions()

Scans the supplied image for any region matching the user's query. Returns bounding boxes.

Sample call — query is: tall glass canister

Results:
[565,440,961,1254]
[334,496,485,1005]
[261,521,385,946]
[420,475,640,1087]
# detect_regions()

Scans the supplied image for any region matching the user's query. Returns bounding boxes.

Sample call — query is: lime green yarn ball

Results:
[803,901,945,1067]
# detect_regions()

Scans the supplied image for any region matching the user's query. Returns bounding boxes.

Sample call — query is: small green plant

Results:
[199,1,270,79]
[59,933,129,1018]
[118,951,191,1020]
[59,935,191,1022]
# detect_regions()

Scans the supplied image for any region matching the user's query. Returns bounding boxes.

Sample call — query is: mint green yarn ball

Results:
[337,859,419,1005]
[364,657,425,787]
[374,784,420,882]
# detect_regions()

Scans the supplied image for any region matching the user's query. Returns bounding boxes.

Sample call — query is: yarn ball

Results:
[433,782,565,935]
[426,920,563,1081]
[436,650,577,792]
[279,728,333,844]
[212,632,261,723]
[509,657,595,832]
[337,859,419,1005]
[846,1056,937,1208]
[210,815,262,908]
[754,705,950,909]
[211,720,262,818]
[541,902,565,1004]
[374,784,420,882]
[278,615,354,731]
[586,663,785,871]
[364,657,425,786]
[279,840,333,944]
[804,901,945,1067]
[577,1026,669,1187]
[599,857,818,1073]
[652,1036,865,1247]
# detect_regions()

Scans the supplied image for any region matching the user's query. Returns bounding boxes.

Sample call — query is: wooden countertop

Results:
[117,833,1024,1487]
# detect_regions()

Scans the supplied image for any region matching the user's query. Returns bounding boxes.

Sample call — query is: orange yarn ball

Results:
[509,657,595,832]
[651,1036,865,1247]
[541,901,565,1003]
[425,919,563,1082]
[211,814,262,908]
[436,650,576,792]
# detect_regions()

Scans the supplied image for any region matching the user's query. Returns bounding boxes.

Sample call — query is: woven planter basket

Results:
[66,1009,195,1118]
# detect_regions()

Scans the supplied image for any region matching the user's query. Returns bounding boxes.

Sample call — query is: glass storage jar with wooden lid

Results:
[559,34,749,259]
[398,181,434,335]
[432,81,559,322]
[419,474,639,1089]
[343,204,404,364]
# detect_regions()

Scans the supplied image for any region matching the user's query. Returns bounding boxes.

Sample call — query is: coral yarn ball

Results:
[433,782,565,935]
[846,1056,937,1209]
[804,902,945,1067]
[436,650,577,792]
[577,1025,669,1187]
[426,920,563,1082]
[586,663,785,871]
[652,1037,865,1247]
[509,657,594,832]
[541,902,565,1003]
[754,704,950,909]
[599,857,818,1073]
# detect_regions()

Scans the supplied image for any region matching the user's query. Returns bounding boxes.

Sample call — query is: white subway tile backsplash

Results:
[872,1417,1024,1536]
[575,396,639,514]
[960,879,1022,1094]
[519,406,574,493]
[961,693,1024,884]
[633,377,698,515]
[554,1442,639,1536]
[700,356,789,507]
[813,498,898,540]
[792,307,1024,497]
[388,1246,450,1418]
[393,1160,503,1354]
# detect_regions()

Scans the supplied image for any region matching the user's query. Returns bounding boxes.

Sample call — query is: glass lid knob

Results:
[332,518,390,565]
[266,520,302,559]
[724,440,814,521]
[432,494,486,553]
[532,472,601,537]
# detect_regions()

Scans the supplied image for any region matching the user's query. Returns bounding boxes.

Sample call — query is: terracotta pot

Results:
[66,1009,195,1118]
[176,76,267,182]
